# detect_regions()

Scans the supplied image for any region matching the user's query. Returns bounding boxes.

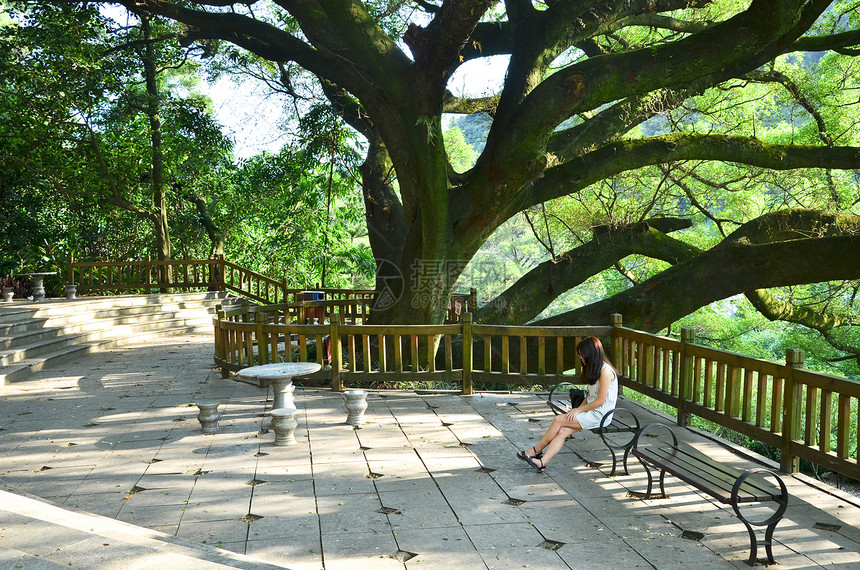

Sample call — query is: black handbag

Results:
[569,388,587,409]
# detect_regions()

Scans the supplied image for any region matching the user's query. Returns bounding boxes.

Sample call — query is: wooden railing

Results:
[213,304,611,394]
[68,257,473,322]
[613,325,860,480]
[219,259,378,306]
[220,259,287,304]
[213,304,860,480]
[69,258,221,294]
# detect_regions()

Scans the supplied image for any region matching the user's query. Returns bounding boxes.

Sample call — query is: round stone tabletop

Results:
[236,362,322,381]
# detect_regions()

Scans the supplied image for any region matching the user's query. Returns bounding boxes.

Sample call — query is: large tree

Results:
[0,4,233,276]
[41,1,860,333]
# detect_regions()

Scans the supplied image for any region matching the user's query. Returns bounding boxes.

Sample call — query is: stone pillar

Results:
[270,378,295,409]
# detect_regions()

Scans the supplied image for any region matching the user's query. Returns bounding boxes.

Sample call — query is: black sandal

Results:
[516,447,543,462]
[526,455,546,473]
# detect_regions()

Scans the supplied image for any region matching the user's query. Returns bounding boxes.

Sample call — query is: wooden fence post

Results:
[144,258,152,294]
[462,312,473,395]
[677,328,695,427]
[215,306,229,378]
[781,348,805,473]
[256,320,268,364]
[331,313,343,392]
[610,314,622,395]
[239,298,251,364]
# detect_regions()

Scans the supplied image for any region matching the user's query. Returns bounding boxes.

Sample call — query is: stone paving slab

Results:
[1,333,860,568]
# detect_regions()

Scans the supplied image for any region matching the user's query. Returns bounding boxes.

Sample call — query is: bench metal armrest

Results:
[730,469,789,526]
[631,423,678,452]
[547,381,580,415]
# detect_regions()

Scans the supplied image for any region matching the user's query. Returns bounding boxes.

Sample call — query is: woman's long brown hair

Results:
[578,336,615,385]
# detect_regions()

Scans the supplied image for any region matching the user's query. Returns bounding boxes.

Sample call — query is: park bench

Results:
[631,423,788,566]
[546,382,640,476]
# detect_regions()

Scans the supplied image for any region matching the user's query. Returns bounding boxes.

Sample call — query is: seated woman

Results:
[517,336,618,472]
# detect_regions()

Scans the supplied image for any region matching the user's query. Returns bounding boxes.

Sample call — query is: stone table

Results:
[237,362,322,409]
[19,272,57,302]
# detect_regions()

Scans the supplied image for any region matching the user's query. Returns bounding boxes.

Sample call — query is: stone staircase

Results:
[0,291,229,385]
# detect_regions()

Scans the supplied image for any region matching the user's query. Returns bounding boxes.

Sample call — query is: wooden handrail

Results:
[69,258,221,294]
[212,305,612,396]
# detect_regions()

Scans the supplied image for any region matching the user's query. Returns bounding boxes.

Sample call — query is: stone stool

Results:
[343,390,368,426]
[195,400,222,434]
[270,406,298,446]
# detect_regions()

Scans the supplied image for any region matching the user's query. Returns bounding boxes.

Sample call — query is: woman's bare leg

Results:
[539,426,579,465]
[527,415,582,466]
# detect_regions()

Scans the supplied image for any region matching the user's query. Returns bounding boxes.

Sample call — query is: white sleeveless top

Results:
[577,362,618,430]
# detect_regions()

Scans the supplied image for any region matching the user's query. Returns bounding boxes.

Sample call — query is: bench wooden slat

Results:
[666,446,779,500]
[637,444,780,503]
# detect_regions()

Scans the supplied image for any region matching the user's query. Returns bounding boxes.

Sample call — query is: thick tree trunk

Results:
[361,126,471,325]
[141,15,172,292]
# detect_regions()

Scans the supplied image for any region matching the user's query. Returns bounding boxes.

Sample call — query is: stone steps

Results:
[0,291,227,386]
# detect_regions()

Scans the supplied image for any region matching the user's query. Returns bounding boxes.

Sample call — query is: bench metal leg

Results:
[637,460,669,499]
[741,518,759,566]
[739,518,779,566]
[605,445,633,477]
[607,447,620,477]
[764,521,778,565]
[658,468,668,498]
[621,447,632,476]
[639,460,654,498]
[731,469,787,566]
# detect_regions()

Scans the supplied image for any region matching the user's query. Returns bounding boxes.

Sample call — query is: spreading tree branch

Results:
[535,211,860,331]
[745,289,856,332]
[522,134,860,215]
[474,217,695,324]
[442,93,500,115]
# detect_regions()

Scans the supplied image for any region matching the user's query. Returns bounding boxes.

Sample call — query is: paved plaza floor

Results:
[1,334,859,569]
